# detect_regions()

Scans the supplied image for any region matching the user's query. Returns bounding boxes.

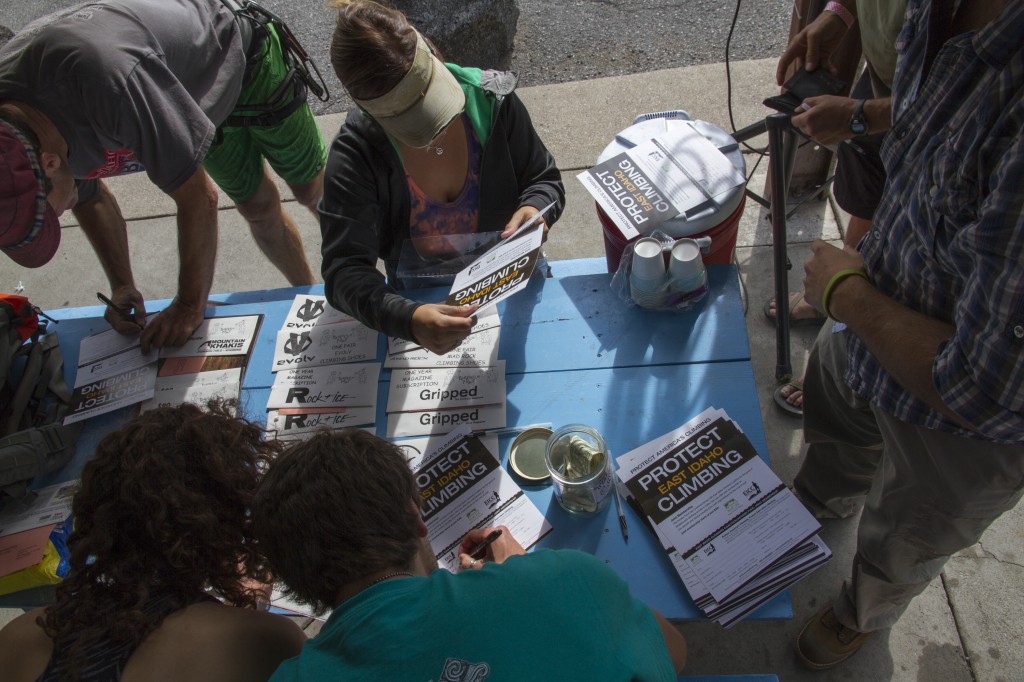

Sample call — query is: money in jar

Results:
[544,424,613,515]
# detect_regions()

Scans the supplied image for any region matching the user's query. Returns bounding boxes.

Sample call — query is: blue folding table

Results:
[5,258,790,621]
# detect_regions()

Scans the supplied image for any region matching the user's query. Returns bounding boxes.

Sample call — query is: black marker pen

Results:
[96,292,134,323]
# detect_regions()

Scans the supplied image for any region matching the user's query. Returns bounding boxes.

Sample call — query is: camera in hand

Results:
[763,66,847,114]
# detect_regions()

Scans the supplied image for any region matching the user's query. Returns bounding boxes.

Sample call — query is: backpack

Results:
[0,294,82,501]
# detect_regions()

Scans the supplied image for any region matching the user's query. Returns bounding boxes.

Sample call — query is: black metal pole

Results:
[766,113,793,382]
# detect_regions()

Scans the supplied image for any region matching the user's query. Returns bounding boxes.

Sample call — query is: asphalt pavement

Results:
[1,0,792,116]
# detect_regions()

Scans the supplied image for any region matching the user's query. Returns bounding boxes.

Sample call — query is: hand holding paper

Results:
[501,205,549,239]
[411,303,479,355]
[446,202,554,311]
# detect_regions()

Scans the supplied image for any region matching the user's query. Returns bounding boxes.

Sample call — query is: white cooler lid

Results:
[596,113,747,238]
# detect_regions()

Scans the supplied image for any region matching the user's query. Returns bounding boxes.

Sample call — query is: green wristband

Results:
[821,268,868,320]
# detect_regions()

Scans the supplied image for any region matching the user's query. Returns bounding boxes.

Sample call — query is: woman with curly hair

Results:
[0,401,305,682]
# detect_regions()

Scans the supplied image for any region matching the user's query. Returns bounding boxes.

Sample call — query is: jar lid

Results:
[509,427,553,483]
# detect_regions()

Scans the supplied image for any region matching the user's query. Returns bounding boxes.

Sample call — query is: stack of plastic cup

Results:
[629,238,667,308]
[668,239,707,293]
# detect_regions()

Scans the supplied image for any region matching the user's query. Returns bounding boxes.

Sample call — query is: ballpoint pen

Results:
[614,480,629,543]
[96,292,135,323]
[466,529,503,559]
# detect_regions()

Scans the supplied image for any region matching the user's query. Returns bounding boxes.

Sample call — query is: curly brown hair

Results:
[253,429,420,615]
[38,400,282,681]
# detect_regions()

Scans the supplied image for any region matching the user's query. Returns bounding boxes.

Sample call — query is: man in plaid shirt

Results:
[790,0,1024,669]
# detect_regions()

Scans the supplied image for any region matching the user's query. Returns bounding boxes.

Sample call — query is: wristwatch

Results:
[849,99,869,136]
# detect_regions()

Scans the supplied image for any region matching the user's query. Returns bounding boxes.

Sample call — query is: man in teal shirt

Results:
[254,429,687,681]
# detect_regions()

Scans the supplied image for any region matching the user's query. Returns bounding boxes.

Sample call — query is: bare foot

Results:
[778,381,804,409]
[767,292,821,322]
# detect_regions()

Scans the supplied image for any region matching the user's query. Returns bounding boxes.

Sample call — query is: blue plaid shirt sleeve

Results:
[847,0,1024,443]
[933,132,1024,438]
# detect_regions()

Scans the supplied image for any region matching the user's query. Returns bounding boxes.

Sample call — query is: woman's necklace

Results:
[425,125,450,156]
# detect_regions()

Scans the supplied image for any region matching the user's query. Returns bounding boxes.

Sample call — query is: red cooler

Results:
[594,112,747,273]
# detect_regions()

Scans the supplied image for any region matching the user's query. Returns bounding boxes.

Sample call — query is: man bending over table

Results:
[0,0,325,351]
[253,429,687,681]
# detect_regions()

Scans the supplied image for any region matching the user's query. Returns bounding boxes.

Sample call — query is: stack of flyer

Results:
[616,406,831,627]
[383,307,506,438]
[266,295,380,439]
[66,314,263,423]
[141,315,263,413]
[406,425,551,572]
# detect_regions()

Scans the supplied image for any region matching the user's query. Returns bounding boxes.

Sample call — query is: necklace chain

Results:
[425,125,450,156]
[368,571,412,588]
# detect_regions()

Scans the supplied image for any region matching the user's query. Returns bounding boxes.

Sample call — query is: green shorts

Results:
[203,24,327,203]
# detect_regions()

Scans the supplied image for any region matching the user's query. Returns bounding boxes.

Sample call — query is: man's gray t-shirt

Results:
[0,0,245,195]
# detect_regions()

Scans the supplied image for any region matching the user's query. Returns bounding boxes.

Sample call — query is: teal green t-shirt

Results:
[271,549,675,681]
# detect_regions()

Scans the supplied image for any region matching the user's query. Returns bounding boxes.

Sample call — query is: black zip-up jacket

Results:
[319,68,565,342]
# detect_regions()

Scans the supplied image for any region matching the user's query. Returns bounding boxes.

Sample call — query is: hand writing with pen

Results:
[458,526,523,571]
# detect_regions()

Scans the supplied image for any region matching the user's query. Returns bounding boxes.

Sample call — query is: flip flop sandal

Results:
[773,379,804,418]
[762,291,827,328]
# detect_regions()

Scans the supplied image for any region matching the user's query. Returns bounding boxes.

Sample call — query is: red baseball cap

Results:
[0,119,61,268]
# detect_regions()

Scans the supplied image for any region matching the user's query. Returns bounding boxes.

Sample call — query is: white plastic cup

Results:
[669,238,705,291]
[630,238,667,282]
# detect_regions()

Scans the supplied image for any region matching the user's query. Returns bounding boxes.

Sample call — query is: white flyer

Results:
[617,409,822,602]
[0,481,79,538]
[266,406,377,440]
[78,324,151,366]
[282,295,357,329]
[386,404,506,439]
[393,432,499,471]
[75,322,160,388]
[384,326,500,369]
[577,123,745,239]
[445,205,551,311]
[412,425,551,572]
[271,323,378,371]
[387,363,505,413]
[159,315,262,358]
[138,368,242,413]
[74,343,157,388]
[64,364,157,425]
[267,363,380,410]
[387,306,501,356]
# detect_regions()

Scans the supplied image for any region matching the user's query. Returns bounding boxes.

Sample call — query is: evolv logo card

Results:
[266,406,377,439]
[271,322,378,371]
[283,294,357,329]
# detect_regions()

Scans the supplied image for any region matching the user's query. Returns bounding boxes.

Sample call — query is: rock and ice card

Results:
[267,363,380,410]
[387,362,505,413]
[272,322,378,371]
[266,406,377,440]
[282,295,357,329]
[159,315,262,358]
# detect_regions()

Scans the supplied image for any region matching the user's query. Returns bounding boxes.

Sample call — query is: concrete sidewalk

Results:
[3,58,1021,681]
